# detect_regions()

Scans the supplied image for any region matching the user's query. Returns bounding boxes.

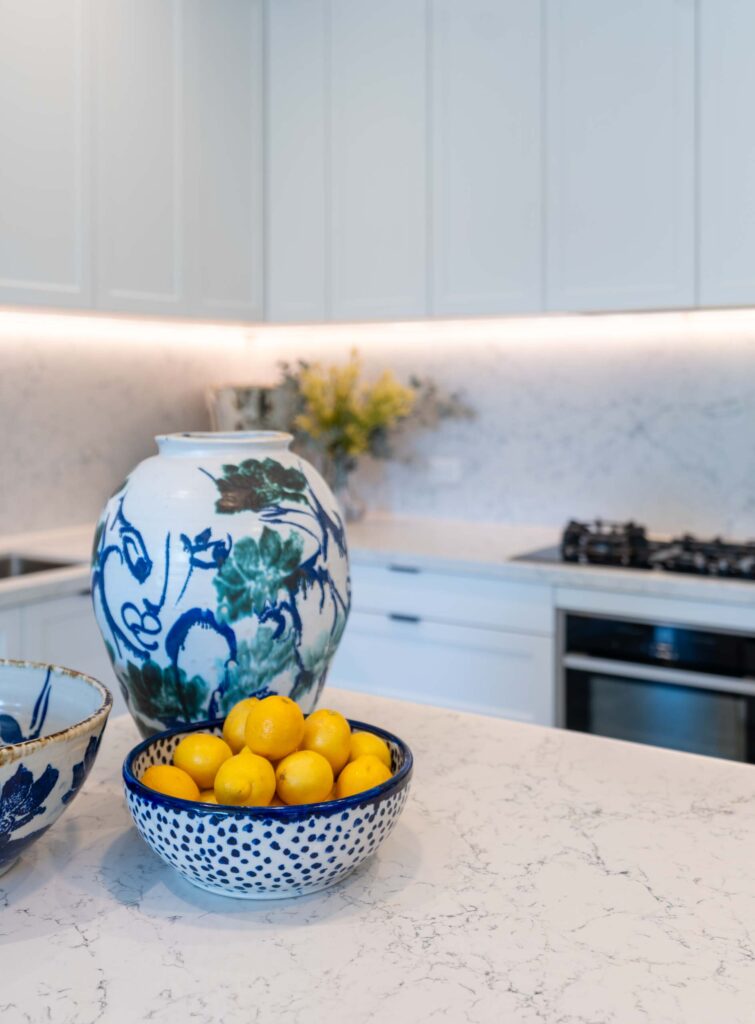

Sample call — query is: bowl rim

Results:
[123,716,413,820]
[0,657,113,767]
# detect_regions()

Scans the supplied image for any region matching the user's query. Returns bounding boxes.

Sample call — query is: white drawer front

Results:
[329,611,555,725]
[350,562,553,635]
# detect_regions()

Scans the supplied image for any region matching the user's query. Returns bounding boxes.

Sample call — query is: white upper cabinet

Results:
[5,0,755,322]
[430,0,542,316]
[93,0,264,318]
[330,0,428,320]
[699,1,755,307]
[93,0,185,315]
[545,0,695,312]
[266,0,328,322]
[0,0,91,308]
[183,0,264,320]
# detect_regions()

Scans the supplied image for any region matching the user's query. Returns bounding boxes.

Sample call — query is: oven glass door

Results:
[566,669,754,762]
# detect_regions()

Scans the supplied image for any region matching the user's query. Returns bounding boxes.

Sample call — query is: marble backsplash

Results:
[0,314,256,534]
[246,311,755,538]
[2,308,755,538]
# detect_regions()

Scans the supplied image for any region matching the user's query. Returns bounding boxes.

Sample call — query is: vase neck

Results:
[156,431,293,458]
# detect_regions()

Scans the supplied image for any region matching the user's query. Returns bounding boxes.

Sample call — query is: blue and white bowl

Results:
[0,659,112,875]
[123,718,413,899]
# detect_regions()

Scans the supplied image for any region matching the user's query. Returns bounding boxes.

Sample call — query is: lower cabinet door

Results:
[20,594,123,713]
[328,611,554,725]
[0,608,22,659]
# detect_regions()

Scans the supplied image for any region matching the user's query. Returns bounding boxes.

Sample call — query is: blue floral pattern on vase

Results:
[92,434,351,737]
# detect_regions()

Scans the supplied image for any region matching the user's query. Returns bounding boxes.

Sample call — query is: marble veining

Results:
[4,309,755,539]
[246,311,755,537]
[0,689,752,1024]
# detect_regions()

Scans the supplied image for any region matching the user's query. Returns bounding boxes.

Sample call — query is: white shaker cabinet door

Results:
[0,608,22,660]
[183,0,264,320]
[93,0,187,315]
[545,0,695,312]
[0,0,91,308]
[699,0,755,307]
[330,0,428,320]
[266,0,329,322]
[430,0,542,316]
[329,612,555,726]
[21,594,123,713]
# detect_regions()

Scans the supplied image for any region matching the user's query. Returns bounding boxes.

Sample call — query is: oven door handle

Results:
[563,653,755,698]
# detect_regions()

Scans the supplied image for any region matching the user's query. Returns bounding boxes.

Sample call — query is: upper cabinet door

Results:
[266,0,328,322]
[93,0,186,315]
[183,0,264,320]
[430,0,542,316]
[545,0,695,312]
[699,1,755,307]
[0,0,91,308]
[330,0,428,320]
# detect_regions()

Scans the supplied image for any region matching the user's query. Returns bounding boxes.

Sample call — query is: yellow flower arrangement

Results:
[294,350,415,459]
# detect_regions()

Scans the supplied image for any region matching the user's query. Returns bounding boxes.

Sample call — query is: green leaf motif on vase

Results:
[214,527,304,622]
[218,625,297,712]
[213,458,308,515]
[121,659,210,729]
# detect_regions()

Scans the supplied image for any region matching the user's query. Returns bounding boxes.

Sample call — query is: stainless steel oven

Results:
[562,614,755,763]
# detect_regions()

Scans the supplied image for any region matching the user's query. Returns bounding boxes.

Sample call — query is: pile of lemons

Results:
[140,695,393,807]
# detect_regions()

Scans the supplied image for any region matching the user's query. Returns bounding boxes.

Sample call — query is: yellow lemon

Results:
[275,750,333,805]
[172,732,232,790]
[214,750,276,807]
[302,708,352,774]
[349,731,392,770]
[222,697,260,753]
[336,754,391,799]
[245,695,305,761]
[199,789,218,804]
[141,764,200,802]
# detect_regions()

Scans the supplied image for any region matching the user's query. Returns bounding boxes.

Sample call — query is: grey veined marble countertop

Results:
[1,688,753,1024]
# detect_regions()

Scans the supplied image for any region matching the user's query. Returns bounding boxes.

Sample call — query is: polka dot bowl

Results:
[123,718,413,899]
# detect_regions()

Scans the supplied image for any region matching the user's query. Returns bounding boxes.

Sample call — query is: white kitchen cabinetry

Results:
[183,0,264,320]
[430,0,542,316]
[267,0,429,322]
[332,612,554,723]
[698,0,755,308]
[0,609,22,660]
[93,0,263,318]
[93,0,185,315]
[0,590,122,707]
[0,0,91,309]
[22,594,109,677]
[545,0,695,312]
[266,0,329,322]
[329,563,555,724]
[330,0,428,320]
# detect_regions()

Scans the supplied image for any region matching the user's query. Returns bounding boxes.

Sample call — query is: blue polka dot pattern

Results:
[123,718,412,900]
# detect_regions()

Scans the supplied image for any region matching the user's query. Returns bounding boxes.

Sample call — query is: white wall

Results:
[1,308,754,539]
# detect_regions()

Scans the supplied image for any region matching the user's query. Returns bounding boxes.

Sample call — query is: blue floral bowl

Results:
[123,718,413,899]
[0,659,113,876]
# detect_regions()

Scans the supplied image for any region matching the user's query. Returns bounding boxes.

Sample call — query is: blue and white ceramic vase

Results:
[91,432,351,737]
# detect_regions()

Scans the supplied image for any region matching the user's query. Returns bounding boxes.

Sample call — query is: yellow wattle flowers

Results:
[294,350,415,457]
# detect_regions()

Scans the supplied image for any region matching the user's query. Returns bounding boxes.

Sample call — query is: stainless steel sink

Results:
[0,554,77,579]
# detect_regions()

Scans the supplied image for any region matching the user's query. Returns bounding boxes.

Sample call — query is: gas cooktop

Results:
[519,519,755,580]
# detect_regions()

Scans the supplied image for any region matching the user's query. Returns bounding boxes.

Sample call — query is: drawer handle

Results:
[388,563,421,574]
[388,612,421,624]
